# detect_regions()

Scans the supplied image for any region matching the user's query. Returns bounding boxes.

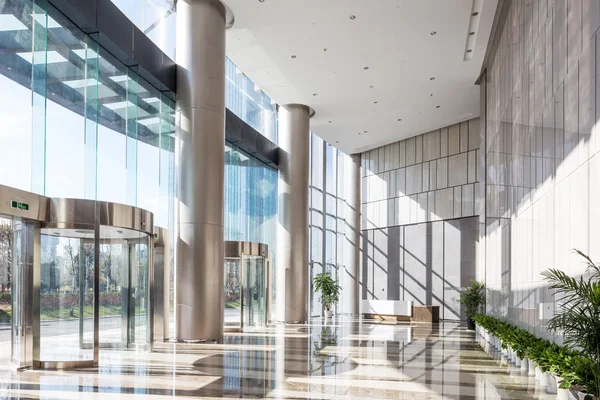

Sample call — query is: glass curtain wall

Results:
[309,132,351,316]
[0,0,176,337]
[225,58,278,143]
[0,0,176,217]
[224,143,277,315]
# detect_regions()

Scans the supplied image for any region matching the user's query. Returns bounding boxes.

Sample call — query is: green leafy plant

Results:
[459,281,485,321]
[313,272,341,312]
[472,314,599,398]
[542,249,600,397]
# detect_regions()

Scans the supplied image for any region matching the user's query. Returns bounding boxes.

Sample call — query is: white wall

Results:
[483,0,600,340]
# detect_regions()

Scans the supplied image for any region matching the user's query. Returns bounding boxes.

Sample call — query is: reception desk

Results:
[362,300,413,321]
[362,301,440,323]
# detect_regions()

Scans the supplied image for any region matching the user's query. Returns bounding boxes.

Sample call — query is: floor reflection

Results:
[0,317,556,399]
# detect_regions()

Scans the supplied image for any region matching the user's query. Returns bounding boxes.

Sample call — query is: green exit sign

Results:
[153,233,158,239]
[11,201,29,211]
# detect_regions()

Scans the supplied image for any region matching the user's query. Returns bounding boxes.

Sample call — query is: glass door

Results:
[39,228,95,364]
[10,220,22,366]
[243,256,266,328]
[128,240,149,347]
[98,226,150,351]
[224,257,242,330]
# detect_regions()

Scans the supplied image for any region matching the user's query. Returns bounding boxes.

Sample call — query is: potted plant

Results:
[313,272,341,319]
[542,250,600,399]
[459,280,485,330]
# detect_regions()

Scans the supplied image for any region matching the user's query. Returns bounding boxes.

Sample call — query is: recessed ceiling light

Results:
[323,48,327,52]
[436,105,441,108]
[469,31,475,35]
[259,0,265,2]
[364,130,368,133]
[430,93,433,97]
[370,85,374,88]
[313,93,318,96]
[328,120,332,123]
[397,118,402,121]
[350,15,356,20]
[336,140,339,143]
[430,31,436,35]
[291,55,297,59]
[374,101,378,104]
[364,66,369,70]
[472,12,479,16]
[358,132,361,135]
[466,49,472,53]
[430,77,435,80]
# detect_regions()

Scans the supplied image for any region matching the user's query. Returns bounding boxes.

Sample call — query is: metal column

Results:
[175,0,229,341]
[342,154,361,315]
[277,104,311,323]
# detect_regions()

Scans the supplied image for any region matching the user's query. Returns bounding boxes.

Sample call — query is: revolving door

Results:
[224,242,270,332]
[0,185,155,370]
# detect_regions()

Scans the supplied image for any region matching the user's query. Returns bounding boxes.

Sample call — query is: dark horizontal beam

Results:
[225,108,279,169]
[47,0,176,98]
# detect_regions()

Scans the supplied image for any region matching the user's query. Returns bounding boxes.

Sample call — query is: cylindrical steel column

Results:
[277,104,310,323]
[342,154,361,315]
[175,0,226,341]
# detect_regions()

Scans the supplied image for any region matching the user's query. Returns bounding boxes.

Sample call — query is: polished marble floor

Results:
[0,317,554,399]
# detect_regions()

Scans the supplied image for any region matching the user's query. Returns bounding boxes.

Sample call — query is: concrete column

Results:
[342,154,361,314]
[276,104,311,323]
[175,0,226,341]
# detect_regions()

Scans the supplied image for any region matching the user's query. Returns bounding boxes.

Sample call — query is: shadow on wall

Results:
[483,0,600,338]
[360,216,478,321]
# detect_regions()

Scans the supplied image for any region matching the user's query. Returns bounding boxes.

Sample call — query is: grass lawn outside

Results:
[225,300,240,309]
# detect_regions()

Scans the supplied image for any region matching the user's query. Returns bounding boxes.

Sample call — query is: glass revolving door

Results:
[223,242,269,332]
[36,199,153,369]
[243,256,266,327]
[224,258,242,330]
[98,226,150,350]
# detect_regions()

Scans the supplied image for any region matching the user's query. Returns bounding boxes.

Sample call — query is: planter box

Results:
[547,373,558,394]
[520,357,528,372]
[538,369,549,388]
[527,358,536,376]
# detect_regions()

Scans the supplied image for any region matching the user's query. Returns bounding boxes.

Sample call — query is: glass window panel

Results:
[43,12,89,198]
[0,0,35,192]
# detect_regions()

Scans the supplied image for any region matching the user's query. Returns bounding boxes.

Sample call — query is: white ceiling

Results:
[224,0,497,154]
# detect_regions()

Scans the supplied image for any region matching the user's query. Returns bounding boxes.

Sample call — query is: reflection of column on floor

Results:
[275,325,286,389]
[79,240,85,349]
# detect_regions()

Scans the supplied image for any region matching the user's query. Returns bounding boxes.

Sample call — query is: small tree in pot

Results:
[313,272,341,319]
[459,280,485,330]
